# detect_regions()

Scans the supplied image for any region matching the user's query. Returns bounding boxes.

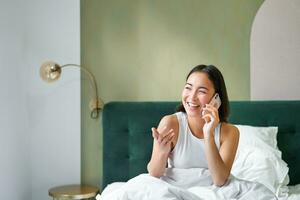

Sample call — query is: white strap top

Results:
[168,112,221,169]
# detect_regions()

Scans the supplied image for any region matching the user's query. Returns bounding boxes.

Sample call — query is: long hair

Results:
[176,65,230,122]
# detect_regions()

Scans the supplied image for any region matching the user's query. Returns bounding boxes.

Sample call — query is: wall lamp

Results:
[39,61,103,119]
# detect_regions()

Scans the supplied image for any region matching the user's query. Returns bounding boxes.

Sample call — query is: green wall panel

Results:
[81,0,264,187]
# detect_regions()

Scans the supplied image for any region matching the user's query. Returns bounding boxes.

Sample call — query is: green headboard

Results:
[102,101,300,188]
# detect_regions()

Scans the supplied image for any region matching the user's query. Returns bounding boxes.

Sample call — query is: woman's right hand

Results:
[151,126,175,155]
[147,116,177,177]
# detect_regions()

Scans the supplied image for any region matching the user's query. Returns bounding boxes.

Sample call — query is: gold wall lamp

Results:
[39,61,103,119]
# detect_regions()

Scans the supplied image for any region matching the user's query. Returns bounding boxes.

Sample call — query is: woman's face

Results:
[181,72,215,118]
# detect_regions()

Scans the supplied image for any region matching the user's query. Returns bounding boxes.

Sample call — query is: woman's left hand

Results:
[202,104,220,139]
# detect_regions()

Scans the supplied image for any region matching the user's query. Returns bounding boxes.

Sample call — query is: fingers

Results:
[202,105,220,124]
[203,104,217,112]
[157,128,173,143]
[151,127,160,140]
[161,132,175,145]
[157,126,173,137]
[202,104,218,118]
[160,129,174,144]
[152,126,174,144]
[202,113,213,123]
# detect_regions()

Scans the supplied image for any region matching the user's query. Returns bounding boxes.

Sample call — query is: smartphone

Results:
[202,93,221,116]
[209,93,221,109]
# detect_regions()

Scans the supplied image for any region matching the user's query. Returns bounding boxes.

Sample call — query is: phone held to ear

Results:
[209,93,221,109]
[202,93,221,116]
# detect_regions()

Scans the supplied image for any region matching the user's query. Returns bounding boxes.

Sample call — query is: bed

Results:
[101,101,300,199]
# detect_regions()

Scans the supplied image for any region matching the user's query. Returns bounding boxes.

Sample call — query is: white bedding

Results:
[97,168,278,200]
[287,184,300,200]
[233,125,289,196]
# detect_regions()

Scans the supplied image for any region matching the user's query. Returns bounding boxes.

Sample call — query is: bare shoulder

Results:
[158,114,178,131]
[220,123,239,143]
[158,114,179,148]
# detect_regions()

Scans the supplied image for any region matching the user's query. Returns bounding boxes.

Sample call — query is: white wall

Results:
[251,0,300,100]
[0,1,30,199]
[0,0,80,200]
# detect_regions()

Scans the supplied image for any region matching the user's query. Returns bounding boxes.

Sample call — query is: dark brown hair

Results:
[176,64,230,122]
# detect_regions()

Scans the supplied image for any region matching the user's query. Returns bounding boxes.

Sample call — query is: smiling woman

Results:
[99,67,282,200]
[81,0,265,189]
[176,65,229,122]
[147,64,239,187]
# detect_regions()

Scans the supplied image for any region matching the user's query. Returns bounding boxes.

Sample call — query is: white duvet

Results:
[97,168,277,200]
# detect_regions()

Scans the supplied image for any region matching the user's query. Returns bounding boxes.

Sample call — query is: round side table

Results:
[49,184,99,200]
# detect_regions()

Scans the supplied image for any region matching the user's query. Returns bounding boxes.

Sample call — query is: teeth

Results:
[187,102,200,107]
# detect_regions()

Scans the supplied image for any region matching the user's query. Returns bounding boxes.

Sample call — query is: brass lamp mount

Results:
[40,61,103,119]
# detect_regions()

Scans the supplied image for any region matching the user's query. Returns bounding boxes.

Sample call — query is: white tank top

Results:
[168,112,221,169]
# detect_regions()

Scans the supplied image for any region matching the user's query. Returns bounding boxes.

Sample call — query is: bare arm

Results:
[147,116,176,178]
[204,125,239,186]
[202,104,239,186]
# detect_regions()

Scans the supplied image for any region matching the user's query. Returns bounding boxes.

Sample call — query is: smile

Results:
[187,102,200,108]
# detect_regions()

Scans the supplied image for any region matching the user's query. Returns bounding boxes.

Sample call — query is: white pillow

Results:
[232,125,289,197]
[236,125,278,149]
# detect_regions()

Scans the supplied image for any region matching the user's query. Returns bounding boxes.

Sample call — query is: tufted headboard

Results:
[102,101,300,188]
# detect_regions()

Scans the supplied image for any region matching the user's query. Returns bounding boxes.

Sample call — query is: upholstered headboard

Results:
[102,101,300,188]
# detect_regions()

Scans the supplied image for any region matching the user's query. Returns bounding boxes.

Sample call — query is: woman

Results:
[147,64,239,187]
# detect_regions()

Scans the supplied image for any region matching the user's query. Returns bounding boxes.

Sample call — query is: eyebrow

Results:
[185,83,208,90]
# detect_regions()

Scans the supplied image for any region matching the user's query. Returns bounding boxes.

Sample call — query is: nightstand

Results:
[48,184,99,200]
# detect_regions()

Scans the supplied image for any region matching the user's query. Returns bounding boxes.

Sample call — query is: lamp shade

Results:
[40,61,62,82]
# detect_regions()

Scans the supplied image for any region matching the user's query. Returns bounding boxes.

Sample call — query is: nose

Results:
[190,90,197,100]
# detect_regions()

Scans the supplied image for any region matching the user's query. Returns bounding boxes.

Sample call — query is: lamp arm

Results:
[61,64,102,118]
[61,64,99,100]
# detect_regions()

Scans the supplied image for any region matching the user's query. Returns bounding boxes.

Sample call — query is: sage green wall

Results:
[81,0,264,187]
